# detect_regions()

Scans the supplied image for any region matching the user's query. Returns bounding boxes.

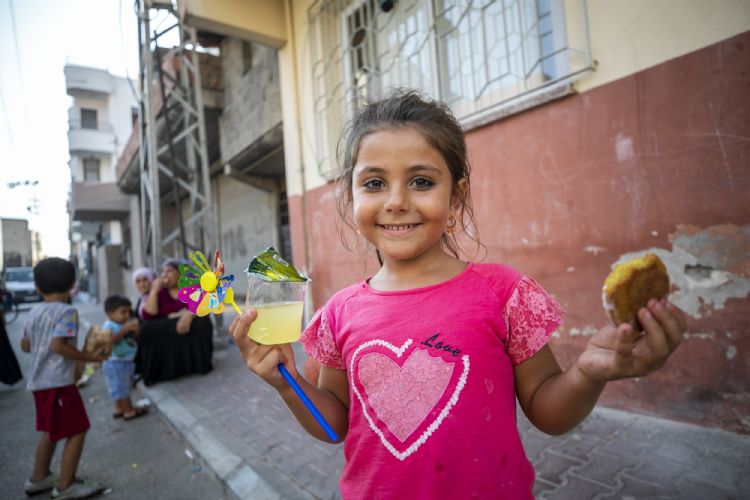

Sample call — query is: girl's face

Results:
[134,275,151,295]
[161,265,180,288]
[352,126,462,265]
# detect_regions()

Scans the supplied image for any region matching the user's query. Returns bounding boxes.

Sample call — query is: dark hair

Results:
[336,89,482,261]
[162,258,186,272]
[33,258,76,295]
[104,294,132,313]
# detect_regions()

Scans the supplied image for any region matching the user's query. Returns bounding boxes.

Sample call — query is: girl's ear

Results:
[451,177,468,211]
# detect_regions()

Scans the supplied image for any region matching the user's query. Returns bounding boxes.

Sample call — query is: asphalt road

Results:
[0,305,231,500]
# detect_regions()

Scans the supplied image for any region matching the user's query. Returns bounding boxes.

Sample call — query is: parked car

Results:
[3,266,41,303]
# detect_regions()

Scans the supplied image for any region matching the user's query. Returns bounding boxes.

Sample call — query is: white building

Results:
[65,64,137,300]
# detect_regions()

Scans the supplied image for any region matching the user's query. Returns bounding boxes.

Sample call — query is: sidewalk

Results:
[77,303,750,499]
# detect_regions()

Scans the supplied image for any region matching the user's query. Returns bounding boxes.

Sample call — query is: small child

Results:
[21,257,107,499]
[101,295,147,420]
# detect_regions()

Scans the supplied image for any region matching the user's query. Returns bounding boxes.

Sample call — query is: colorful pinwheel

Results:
[177,250,242,316]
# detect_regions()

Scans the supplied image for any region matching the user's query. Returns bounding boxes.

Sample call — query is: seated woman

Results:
[131,266,156,378]
[132,266,157,318]
[138,259,213,386]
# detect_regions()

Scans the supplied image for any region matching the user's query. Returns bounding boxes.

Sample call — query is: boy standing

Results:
[101,295,147,420]
[21,258,107,499]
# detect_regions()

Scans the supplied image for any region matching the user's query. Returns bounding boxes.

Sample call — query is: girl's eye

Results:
[363,179,384,190]
[411,177,434,189]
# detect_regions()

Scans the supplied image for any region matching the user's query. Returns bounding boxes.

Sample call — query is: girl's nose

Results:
[384,185,409,212]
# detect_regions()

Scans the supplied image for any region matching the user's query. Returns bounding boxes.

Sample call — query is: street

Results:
[0,306,231,500]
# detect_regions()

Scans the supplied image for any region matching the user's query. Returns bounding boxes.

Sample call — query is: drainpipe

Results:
[284,0,314,321]
[284,0,312,293]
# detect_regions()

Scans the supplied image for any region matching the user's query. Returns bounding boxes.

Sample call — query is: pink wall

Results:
[289,32,750,432]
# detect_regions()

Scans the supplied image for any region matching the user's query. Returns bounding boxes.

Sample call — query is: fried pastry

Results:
[602,253,670,329]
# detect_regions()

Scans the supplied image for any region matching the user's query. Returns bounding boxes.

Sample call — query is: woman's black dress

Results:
[138,316,213,386]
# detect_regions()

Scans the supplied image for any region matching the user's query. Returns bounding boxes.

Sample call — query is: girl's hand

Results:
[576,299,686,383]
[150,277,163,294]
[229,310,297,390]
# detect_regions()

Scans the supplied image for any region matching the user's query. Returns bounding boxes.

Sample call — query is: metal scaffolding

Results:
[135,0,214,268]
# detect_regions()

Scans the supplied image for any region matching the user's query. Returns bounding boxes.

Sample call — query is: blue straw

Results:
[277,363,339,442]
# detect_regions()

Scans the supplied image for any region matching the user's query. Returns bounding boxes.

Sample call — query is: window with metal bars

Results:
[308,0,590,178]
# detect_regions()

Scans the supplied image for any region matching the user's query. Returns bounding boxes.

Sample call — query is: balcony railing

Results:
[68,120,114,132]
[68,121,115,154]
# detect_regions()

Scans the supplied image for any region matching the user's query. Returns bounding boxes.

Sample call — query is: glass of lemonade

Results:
[245,275,308,345]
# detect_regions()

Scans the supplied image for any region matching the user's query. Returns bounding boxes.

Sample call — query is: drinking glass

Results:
[245,275,308,345]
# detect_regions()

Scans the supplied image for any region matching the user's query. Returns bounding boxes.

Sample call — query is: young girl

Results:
[229,91,686,498]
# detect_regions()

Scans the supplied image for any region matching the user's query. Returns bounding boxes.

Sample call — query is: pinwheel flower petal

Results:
[177,284,204,314]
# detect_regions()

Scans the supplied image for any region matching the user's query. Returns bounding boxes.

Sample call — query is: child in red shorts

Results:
[21,258,108,499]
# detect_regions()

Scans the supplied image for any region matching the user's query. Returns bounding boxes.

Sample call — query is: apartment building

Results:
[65,64,138,300]
[172,0,749,432]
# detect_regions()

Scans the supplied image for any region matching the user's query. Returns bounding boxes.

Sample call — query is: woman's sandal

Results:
[123,406,149,421]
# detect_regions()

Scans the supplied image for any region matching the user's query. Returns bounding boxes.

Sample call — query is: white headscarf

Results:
[132,267,157,286]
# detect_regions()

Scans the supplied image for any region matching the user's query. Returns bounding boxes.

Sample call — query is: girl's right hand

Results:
[229,310,297,390]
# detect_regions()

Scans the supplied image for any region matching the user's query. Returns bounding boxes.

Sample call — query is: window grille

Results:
[307,0,592,178]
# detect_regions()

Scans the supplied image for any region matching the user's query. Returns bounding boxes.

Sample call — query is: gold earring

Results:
[446,216,457,234]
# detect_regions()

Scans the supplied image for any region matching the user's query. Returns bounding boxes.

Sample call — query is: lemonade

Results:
[247,301,304,344]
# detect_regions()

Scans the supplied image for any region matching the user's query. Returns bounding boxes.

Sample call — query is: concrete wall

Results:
[96,244,124,302]
[109,76,138,159]
[215,174,278,299]
[219,38,283,165]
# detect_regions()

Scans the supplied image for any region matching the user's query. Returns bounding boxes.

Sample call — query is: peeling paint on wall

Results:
[610,224,750,318]
[614,132,635,162]
[569,326,598,336]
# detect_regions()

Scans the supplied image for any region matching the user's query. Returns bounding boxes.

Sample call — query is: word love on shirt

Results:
[420,333,462,357]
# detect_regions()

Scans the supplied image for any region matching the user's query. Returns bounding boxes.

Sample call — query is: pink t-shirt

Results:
[301,262,564,499]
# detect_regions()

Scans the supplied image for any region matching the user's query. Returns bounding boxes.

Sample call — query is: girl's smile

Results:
[377,223,421,236]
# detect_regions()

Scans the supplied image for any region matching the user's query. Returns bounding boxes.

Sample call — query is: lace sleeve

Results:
[300,307,346,370]
[503,276,564,366]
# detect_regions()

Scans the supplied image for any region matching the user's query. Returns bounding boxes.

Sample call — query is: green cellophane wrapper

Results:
[246,247,307,282]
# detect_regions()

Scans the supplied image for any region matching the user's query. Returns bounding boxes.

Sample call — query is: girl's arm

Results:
[230,310,350,443]
[515,299,686,435]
